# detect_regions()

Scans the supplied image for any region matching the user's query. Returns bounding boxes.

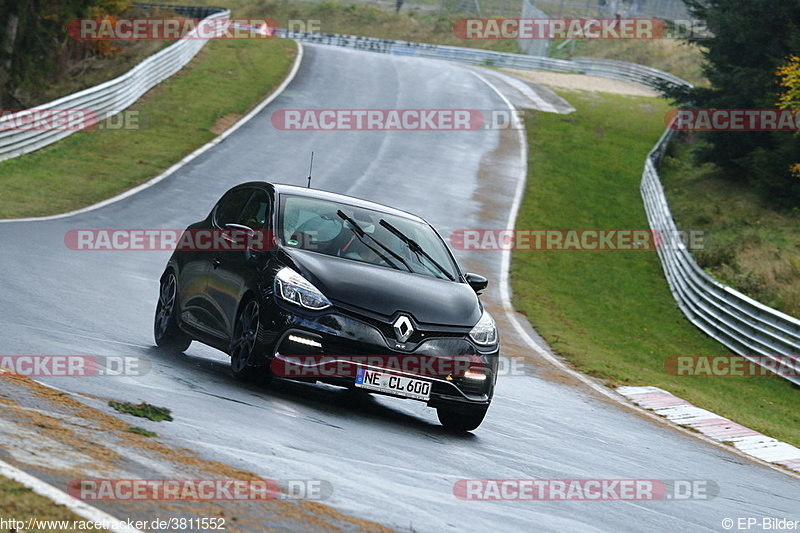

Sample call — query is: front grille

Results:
[317,337,387,358]
[338,308,469,345]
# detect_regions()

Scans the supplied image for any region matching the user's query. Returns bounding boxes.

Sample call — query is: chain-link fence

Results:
[439,0,690,18]
[597,0,690,19]
[442,0,692,57]
[519,1,551,56]
[438,0,523,16]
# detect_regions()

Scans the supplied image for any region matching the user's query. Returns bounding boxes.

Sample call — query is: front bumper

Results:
[258,300,499,407]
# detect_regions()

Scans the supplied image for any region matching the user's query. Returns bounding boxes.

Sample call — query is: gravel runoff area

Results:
[503,68,661,97]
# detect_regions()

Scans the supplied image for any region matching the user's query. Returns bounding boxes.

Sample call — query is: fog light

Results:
[463,367,487,381]
[288,334,322,349]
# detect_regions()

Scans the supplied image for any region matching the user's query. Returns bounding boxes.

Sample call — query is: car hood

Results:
[283,248,482,327]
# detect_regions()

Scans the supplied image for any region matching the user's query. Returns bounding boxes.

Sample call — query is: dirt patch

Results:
[502,69,661,97]
[0,374,395,532]
[210,113,243,135]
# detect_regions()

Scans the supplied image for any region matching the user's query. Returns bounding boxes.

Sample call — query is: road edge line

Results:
[0,41,304,224]
[0,40,305,527]
[0,459,145,533]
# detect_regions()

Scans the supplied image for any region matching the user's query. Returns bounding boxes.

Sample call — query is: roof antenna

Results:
[307,151,314,188]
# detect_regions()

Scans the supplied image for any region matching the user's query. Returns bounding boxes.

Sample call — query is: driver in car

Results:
[337,214,380,262]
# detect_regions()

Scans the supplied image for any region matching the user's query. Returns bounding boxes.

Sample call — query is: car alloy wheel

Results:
[154,272,191,352]
[230,299,265,380]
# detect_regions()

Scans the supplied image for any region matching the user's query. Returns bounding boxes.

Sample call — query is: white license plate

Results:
[355,368,431,400]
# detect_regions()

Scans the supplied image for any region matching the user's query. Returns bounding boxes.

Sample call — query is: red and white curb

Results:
[618,386,800,474]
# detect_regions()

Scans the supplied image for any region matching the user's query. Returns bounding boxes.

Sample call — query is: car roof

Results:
[235,181,427,224]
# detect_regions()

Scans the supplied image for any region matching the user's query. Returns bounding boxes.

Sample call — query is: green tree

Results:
[0,0,130,108]
[666,0,800,207]
[777,55,800,178]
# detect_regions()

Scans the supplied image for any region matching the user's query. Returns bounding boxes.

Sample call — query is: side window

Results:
[214,188,254,227]
[281,197,341,244]
[239,190,272,229]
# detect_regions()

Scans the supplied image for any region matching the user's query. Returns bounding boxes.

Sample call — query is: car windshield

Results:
[278,194,458,281]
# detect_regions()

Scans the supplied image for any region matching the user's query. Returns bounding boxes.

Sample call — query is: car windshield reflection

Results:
[278,194,457,281]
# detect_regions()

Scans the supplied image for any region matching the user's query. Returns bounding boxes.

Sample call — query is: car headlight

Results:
[469,310,497,346]
[275,267,332,310]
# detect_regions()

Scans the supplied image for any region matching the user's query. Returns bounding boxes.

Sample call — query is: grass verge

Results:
[1,476,105,531]
[176,0,707,88]
[0,38,296,218]
[512,89,800,447]
[550,38,707,87]
[659,138,800,319]
[166,0,522,53]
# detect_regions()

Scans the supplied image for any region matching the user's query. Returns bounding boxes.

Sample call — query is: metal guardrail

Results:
[275,29,685,91]
[3,9,796,380]
[0,4,229,163]
[642,128,800,385]
[0,18,683,164]
[278,29,800,382]
[570,57,689,90]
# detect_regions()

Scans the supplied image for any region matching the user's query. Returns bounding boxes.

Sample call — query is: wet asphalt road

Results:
[0,44,798,532]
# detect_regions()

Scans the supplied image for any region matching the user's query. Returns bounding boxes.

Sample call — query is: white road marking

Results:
[0,459,145,533]
[472,69,800,480]
[0,43,305,224]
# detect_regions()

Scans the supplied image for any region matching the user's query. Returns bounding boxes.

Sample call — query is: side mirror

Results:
[224,223,272,253]
[465,272,488,294]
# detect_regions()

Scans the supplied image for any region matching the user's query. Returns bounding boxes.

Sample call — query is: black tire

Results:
[154,271,192,352]
[230,298,271,383]
[436,404,488,432]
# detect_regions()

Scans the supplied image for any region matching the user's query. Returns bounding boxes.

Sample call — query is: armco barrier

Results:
[641,128,800,385]
[0,4,229,163]
[277,29,800,382]
[0,20,684,164]
[274,29,686,91]
[3,10,796,381]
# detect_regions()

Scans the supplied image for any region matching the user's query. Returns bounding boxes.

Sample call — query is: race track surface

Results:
[0,44,797,532]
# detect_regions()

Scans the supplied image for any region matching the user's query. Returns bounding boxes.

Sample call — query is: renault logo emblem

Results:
[393,315,414,343]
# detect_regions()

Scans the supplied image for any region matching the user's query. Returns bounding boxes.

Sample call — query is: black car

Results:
[154,182,499,430]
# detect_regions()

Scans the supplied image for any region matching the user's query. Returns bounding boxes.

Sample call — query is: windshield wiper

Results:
[336,211,413,273]
[378,219,455,281]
